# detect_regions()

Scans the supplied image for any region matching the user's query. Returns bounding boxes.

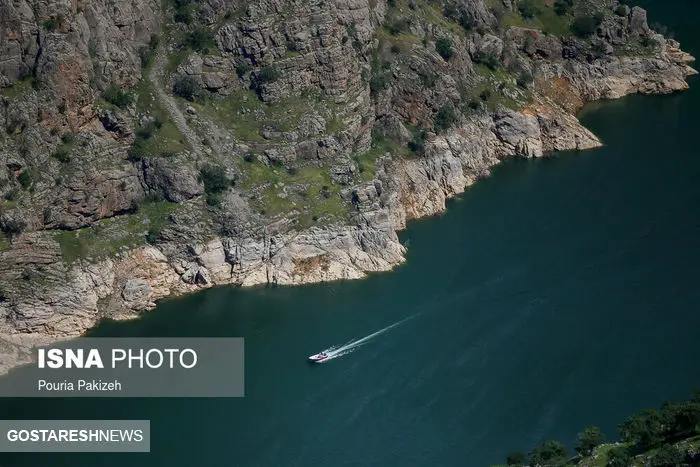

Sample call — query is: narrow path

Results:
[147,47,207,157]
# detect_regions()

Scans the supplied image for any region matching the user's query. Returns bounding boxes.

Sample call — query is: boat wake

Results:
[313,314,416,363]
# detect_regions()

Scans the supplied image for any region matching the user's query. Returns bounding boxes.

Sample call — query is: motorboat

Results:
[308,352,329,363]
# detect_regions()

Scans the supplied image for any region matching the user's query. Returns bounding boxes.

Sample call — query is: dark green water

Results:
[1,1,699,465]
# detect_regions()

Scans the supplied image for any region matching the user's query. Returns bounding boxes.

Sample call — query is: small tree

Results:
[554,0,573,16]
[17,170,33,190]
[506,451,526,466]
[572,15,599,38]
[103,85,133,108]
[434,103,457,132]
[200,165,229,194]
[518,0,538,19]
[172,76,201,102]
[528,440,568,466]
[575,426,605,456]
[436,38,453,61]
[186,27,215,52]
[258,66,281,84]
[408,130,427,155]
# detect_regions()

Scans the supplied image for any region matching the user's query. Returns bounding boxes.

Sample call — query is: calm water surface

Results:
[1,1,698,465]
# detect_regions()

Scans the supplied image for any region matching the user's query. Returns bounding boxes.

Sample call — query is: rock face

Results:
[0,0,696,374]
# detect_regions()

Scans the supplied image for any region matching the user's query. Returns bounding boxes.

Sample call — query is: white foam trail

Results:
[315,314,416,363]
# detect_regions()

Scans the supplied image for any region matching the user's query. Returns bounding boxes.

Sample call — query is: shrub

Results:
[479,88,492,101]
[140,34,160,67]
[4,189,18,201]
[615,5,629,16]
[345,23,357,38]
[200,165,229,194]
[516,71,534,88]
[127,138,147,162]
[173,0,193,24]
[390,44,401,54]
[473,51,500,69]
[408,130,427,154]
[172,75,201,102]
[258,66,281,84]
[506,451,525,466]
[418,69,437,88]
[186,28,215,52]
[369,73,388,95]
[135,122,156,140]
[52,145,71,163]
[42,17,60,31]
[388,19,408,36]
[518,0,538,19]
[528,440,568,466]
[0,216,26,236]
[174,8,192,24]
[433,104,457,132]
[146,229,160,244]
[572,15,600,37]
[554,0,573,16]
[234,59,252,78]
[17,170,33,190]
[435,38,453,61]
[103,84,133,108]
[575,426,605,456]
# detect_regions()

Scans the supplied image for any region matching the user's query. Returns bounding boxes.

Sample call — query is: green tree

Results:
[172,76,201,102]
[506,451,526,465]
[433,103,457,132]
[553,0,573,16]
[528,440,568,466]
[17,170,33,190]
[619,409,665,449]
[200,165,229,195]
[435,38,453,61]
[572,14,602,38]
[103,85,133,108]
[575,426,605,456]
[186,27,215,52]
[518,0,538,19]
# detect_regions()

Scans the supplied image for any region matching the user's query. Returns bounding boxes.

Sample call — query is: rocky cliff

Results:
[0,0,696,373]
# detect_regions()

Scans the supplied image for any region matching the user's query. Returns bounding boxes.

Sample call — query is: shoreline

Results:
[0,36,696,376]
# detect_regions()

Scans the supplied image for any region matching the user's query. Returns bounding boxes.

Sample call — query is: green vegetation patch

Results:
[240,162,352,228]
[0,75,39,99]
[488,0,573,36]
[53,199,179,264]
[469,63,531,111]
[193,89,341,143]
[499,391,700,467]
[131,78,189,159]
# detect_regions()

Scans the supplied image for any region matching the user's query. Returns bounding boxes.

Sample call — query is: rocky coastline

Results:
[0,0,696,374]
